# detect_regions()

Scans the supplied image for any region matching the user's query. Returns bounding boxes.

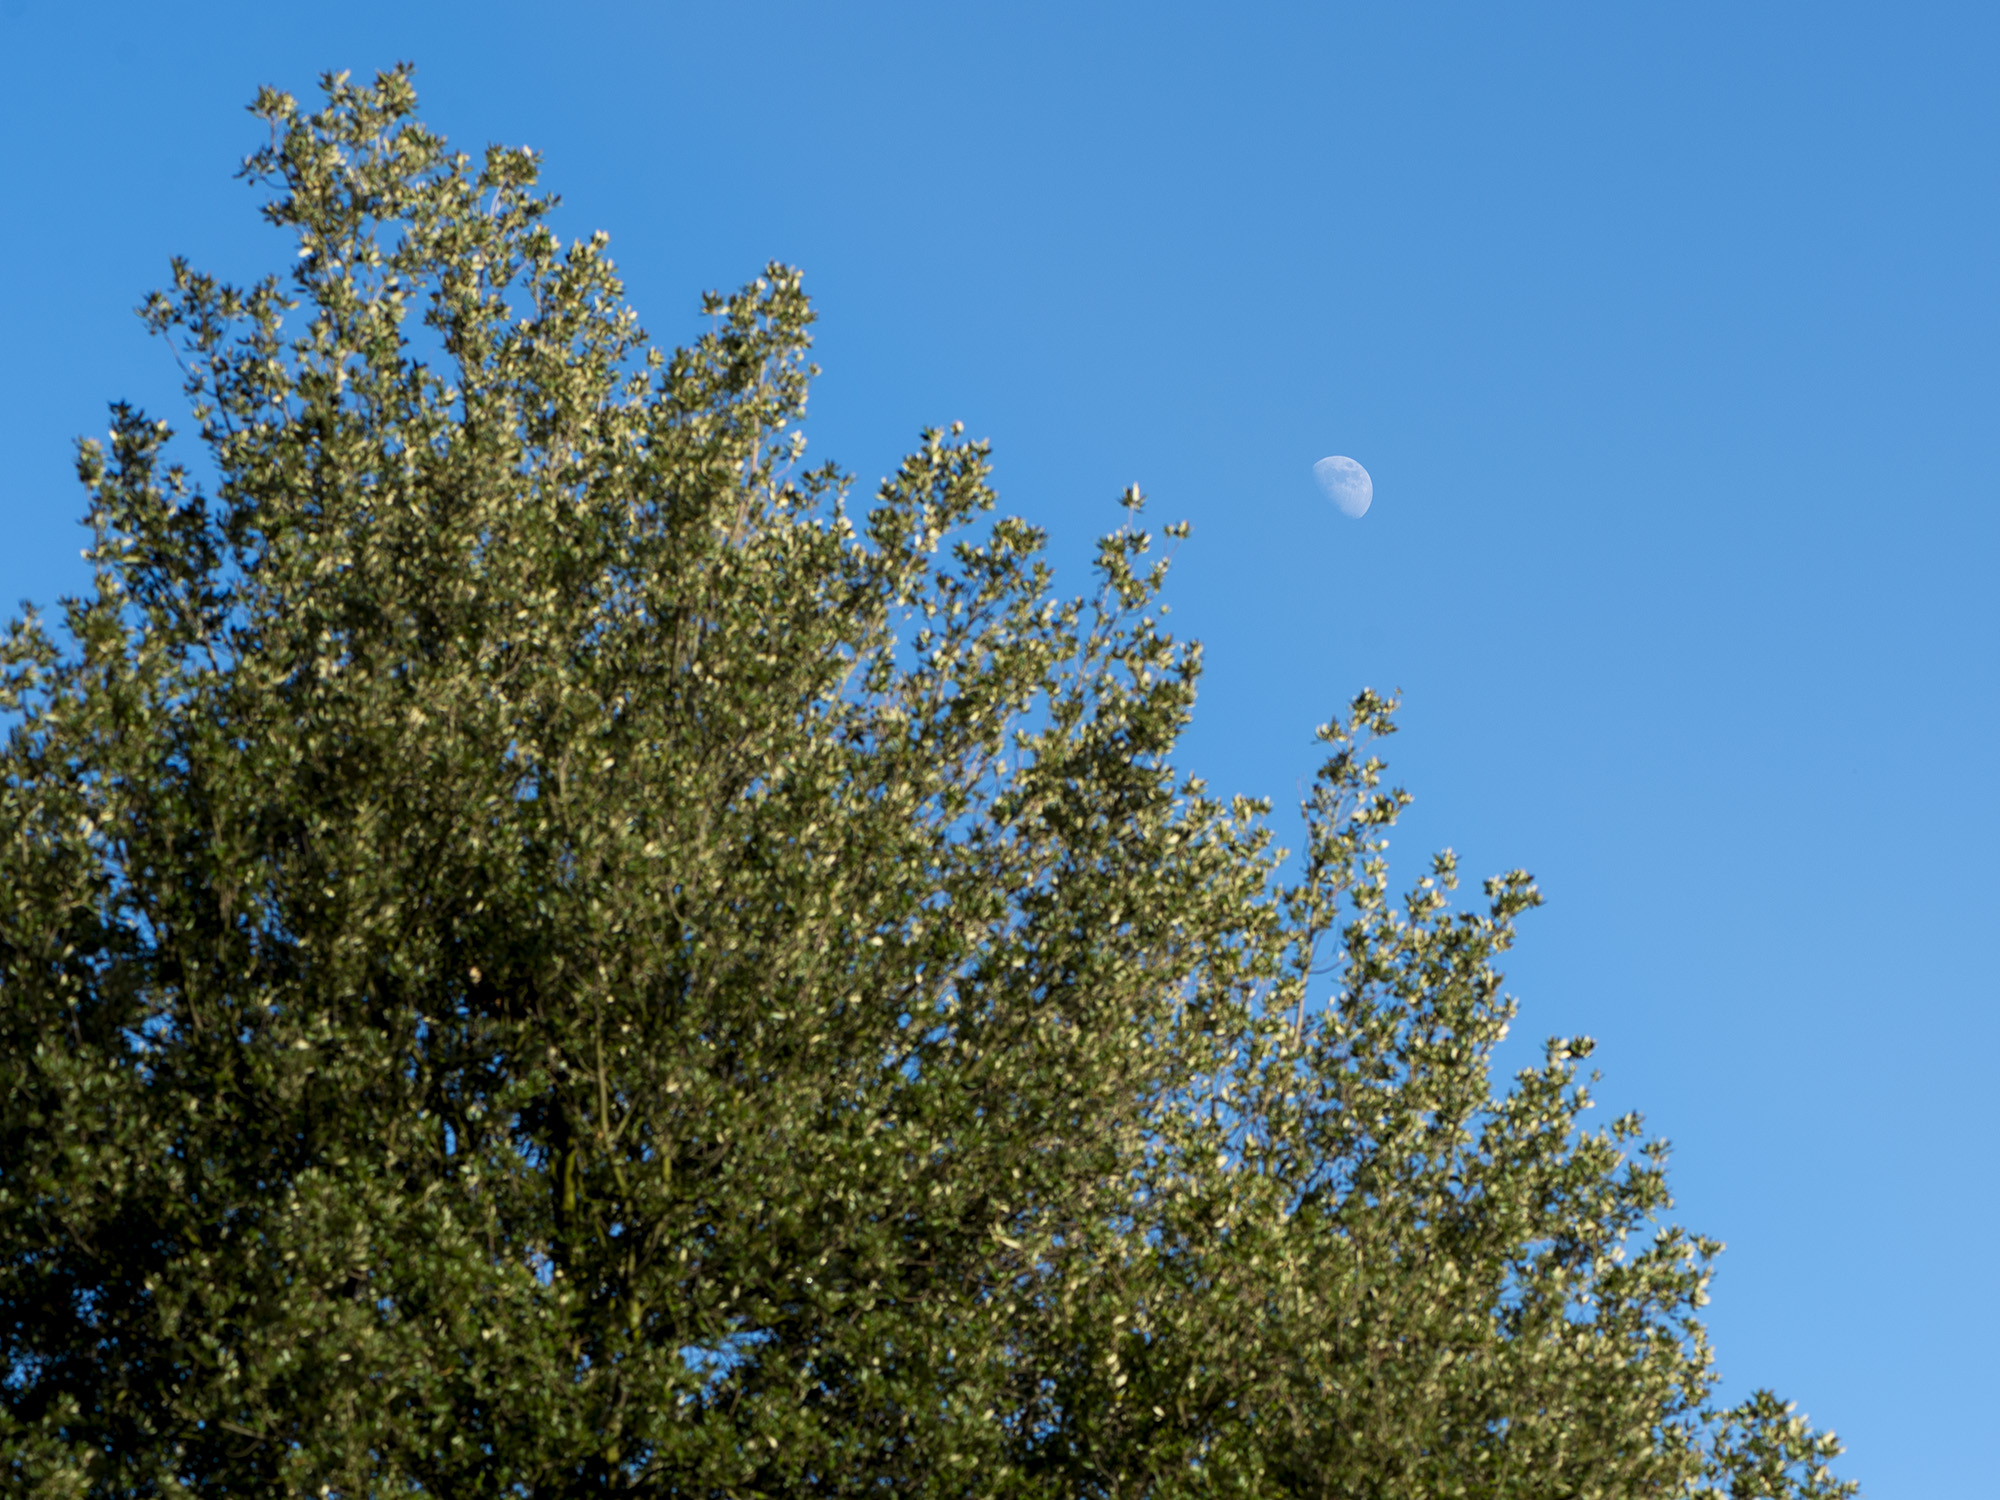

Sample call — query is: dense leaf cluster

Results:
[0,68,1852,1499]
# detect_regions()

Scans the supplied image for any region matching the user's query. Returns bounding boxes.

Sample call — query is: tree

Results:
[0,67,1851,1499]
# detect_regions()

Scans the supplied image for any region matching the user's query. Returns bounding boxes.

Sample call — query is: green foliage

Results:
[0,68,1853,1499]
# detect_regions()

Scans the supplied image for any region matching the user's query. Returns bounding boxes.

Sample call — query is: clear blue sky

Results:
[4,4,1993,1491]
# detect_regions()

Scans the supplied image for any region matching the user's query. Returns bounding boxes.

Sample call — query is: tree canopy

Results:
[0,68,1853,1499]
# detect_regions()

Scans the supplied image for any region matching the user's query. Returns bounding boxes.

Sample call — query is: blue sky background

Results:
[3,3,1994,1491]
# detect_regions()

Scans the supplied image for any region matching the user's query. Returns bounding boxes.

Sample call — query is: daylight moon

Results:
[1314,455,1373,519]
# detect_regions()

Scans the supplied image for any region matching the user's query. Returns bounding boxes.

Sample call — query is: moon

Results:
[1314,455,1373,519]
